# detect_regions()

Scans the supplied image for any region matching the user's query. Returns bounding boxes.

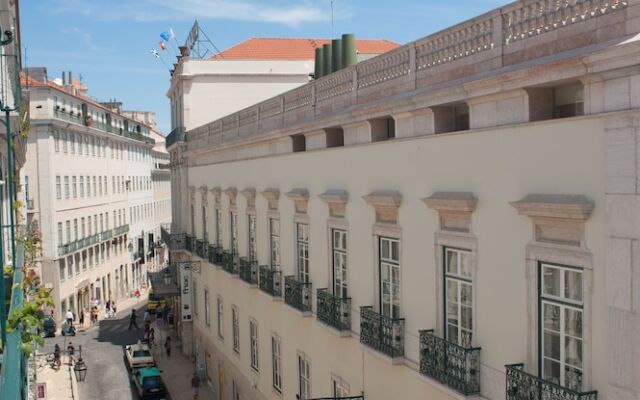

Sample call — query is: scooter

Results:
[60,320,77,336]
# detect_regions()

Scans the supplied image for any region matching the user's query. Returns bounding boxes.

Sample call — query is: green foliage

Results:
[19,105,29,139]
[3,264,12,278]
[7,301,44,355]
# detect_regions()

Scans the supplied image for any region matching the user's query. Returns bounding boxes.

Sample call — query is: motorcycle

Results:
[60,320,77,336]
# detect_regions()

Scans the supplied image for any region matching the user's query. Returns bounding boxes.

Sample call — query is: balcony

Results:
[53,109,155,144]
[419,330,481,395]
[284,276,312,313]
[100,229,113,241]
[113,224,129,235]
[56,229,117,257]
[359,306,404,359]
[259,265,281,297]
[316,289,351,332]
[165,126,185,149]
[505,364,597,400]
[185,235,195,252]
[195,239,206,258]
[221,250,238,274]
[207,244,222,265]
[169,233,186,251]
[239,257,258,286]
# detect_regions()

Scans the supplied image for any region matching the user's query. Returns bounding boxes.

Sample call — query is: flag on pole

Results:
[159,41,167,50]
[160,31,170,41]
[150,49,160,58]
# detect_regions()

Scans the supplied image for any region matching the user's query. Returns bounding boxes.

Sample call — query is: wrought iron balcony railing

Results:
[239,257,258,286]
[207,244,222,265]
[505,364,597,400]
[113,224,129,235]
[316,288,351,331]
[259,265,281,297]
[185,235,195,252]
[222,250,238,274]
[169,233,186,250]
[284,275,312,313]
[195,239,206,258]
[419,330,481,395]
[57,228,121,257]
[359,306,404,358]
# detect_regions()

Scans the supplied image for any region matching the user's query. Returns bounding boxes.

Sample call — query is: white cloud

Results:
[60,26,99,51]
[49,0,330,27]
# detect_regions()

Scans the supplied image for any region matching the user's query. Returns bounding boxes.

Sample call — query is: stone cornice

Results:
[319,190,348,205]
[286,188,310,214]
[422,192,477,213]
[510,194,593,221]
[198,185,208,194]
[261,188,280,210]
[223,187,237,198]
[241,188,256,210]
[362,191,402,209]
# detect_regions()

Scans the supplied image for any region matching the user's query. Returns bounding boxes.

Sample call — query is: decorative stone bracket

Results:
[224,187,238,207]
[362,190,402,225]
[510,194,593,248]
[199,186,208,203]
[241,188,256,212]
[286,188,310,214]
[422,191,477,233]
[189,186,196,203]
[261,188,280,211]
[210,187,221,206]
[319,190,349,218]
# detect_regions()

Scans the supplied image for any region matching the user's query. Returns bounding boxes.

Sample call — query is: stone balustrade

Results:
[180,0,634,151]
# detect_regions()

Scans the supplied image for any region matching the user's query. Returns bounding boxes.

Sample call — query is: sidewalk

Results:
[35,352,79,400]
[152,322,214,400]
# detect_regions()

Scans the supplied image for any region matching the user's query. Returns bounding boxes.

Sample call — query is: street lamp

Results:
[73,345,87,382]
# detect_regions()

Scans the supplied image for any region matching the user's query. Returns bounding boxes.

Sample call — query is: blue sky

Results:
[21,0,508,134]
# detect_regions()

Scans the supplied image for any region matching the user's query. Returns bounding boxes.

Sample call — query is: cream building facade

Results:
[167,1,640,399]
[23,72,169,320]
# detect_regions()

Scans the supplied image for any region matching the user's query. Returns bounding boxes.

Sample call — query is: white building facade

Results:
[168,1,640,400]
[23,74,168,320]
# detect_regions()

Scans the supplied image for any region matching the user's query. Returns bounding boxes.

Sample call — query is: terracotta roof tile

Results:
[210,38,400,60]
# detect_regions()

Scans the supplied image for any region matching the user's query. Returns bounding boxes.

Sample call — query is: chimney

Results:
[68,71,73,85]
[62,71,66,85]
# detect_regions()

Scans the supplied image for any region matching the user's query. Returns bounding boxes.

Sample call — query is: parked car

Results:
[124,341,155,371]
[131,367,169,399]
[40,316,56,337]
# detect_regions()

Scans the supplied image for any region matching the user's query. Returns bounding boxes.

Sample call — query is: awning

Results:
[149,264,180,297]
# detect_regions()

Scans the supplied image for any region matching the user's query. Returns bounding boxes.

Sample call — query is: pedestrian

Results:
[148,327,155,346]
[67,342,75,366]
[79,309,85,326]
[143,309,150,324]
[92,306,99,324]
[164,336,171,358]
[53,344,61,370]
[65,309,74,327]
[111,301,117,316]
[128,309,139,330]
[106,300,111,317]
[191,372,200,399]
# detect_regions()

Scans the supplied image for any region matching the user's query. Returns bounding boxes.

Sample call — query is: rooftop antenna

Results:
[331,0,334,39]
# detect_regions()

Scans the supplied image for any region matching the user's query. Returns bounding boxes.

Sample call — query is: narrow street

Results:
[40,300,147,400]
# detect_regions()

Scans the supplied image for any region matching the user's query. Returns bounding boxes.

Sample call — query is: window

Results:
[59,259,65,282]
[92,176,96,197]
[217,296,224,339]
[54,131,60,152]
[232,306,239,353]
[57,222,63,245]
[99,176,103,196]
[297,223,309,283]
[250,319,259,371]
[73,219,78,241]
[204,287,210,326]
[104,175,108,195]
[81,218,85,238]
[216,208,222,246]
[298,354,311,400]
[190,203,195,236]
[86,176,91,197]
[56,176,61,199]
[540,263,584,391]
[370,116,396,142]
[72,176,77,198]
[332,376,350,398]
[230,211,238,254]
[202,205,208,242]
[332,229,348,298]
[444,247,473,348]
[269,219,280,269]
[62,131,68,153]
[79,176,84,197]
[64,176,69,199]
[65,221,71,243]
[272,335,282,392]
[70,133,75,154]
[248,215,257,263]
[379,237,400,319]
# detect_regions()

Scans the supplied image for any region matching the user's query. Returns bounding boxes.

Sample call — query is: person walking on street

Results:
[148,327,155,347]
[111,301,117,316]
[164,336,171,358]
[65,309,74,327]
[128,309,139,330]
[67,342,75,366]
[53,344,61,370]
[191,372,200,399]
[79,309,85,326]
[91,306,99,324]
[143,309,150,323]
